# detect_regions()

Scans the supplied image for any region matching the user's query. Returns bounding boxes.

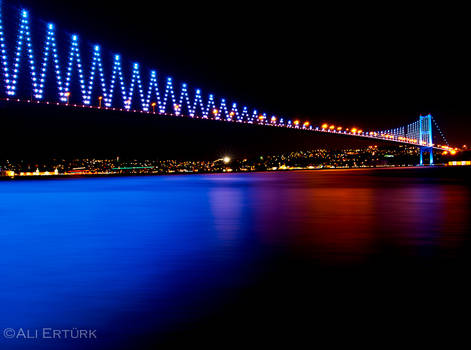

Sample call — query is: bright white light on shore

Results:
[223,157,231,164]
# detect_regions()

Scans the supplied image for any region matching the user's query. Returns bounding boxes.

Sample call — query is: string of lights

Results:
[0,3,278,124]
[431,116,450,147]
[0,1,457,153]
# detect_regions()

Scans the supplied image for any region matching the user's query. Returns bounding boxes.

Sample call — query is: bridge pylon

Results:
[418,114,433,166]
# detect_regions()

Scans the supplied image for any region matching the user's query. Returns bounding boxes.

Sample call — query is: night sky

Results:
[2,0,470,159]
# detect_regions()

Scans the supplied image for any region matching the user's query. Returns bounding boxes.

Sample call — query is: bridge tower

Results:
[419,114,433,166]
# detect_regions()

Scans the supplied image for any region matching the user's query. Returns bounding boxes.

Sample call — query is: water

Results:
[1,168,470,348]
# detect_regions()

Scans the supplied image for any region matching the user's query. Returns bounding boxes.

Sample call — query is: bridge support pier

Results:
[418,114,434,166]
[419,147,434,166]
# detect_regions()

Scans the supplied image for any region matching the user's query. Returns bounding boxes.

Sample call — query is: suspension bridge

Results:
[0,1,458,165]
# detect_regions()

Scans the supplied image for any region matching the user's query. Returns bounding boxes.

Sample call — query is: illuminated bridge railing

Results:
[0,1,455,154]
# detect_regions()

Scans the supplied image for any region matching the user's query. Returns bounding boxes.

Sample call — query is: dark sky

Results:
[2,0,470,158]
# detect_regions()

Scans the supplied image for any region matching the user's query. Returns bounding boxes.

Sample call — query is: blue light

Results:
[0,3,282,126]
[145,70,162,112]
[192,88,205,117]
[178,82,191,116]
[37,21,63,99]
[205,94,216,119]
[8,6,38,97]
[161,77,176,113]
[0,2,11,96]
[63,33,86,102]
[125,62,146,110]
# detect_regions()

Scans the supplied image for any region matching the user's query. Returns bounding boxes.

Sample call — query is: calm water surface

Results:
[1,168,470,348]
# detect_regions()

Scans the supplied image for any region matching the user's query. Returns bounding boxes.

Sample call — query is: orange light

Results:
[151,102,157,107]
[65,92,71,97]
[293,120,300,125]
[351,128,357,133]
[271,116,277,122]
[450,150,457,155]
[321,123,328,129]
[212,108,219,115]
[329,125,335,130]
[229,111,235,117]
[358,130,363,134]
[337,127,342,131]
[98,96,103,100]
[303,122,310,127]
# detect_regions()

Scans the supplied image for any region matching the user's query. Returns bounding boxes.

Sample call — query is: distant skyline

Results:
[2,0,470,147]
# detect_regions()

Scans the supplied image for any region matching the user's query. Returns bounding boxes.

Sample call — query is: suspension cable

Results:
[431,116,449,146]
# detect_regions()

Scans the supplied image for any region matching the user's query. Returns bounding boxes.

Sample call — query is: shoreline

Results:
[1,164,460,181]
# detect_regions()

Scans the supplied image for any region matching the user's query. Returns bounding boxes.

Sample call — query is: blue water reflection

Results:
[0,168,470,348]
